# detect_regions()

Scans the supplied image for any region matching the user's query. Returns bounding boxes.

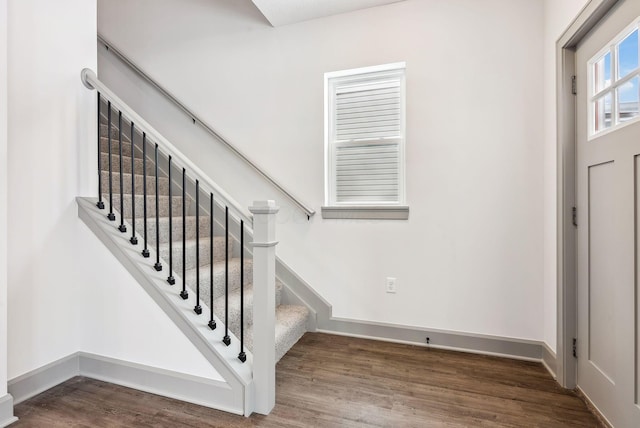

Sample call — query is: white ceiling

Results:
[251,0,406,27]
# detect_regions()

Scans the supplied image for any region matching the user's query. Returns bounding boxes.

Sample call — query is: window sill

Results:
[321,205,409,220]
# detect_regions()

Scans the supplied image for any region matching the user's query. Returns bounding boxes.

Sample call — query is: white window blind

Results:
[334,141,399,203]
[325,64,406,206]
[335,81,401,140]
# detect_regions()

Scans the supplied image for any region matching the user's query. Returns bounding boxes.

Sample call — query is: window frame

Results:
[588,17,640,140]
[322,62,408,220]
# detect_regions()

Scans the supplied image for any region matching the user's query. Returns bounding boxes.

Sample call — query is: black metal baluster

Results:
[142,132,150,258]
[208,193,216,330]
[167,156,175,284]
[180,168,188,300]
[107,102,115,221]
[130,122,138,245]
[223,206,231,346]
[194,180,202,315]
[96,92,104,210]
[118,112,127,233]
[154,144,162,271]
[238,219,246,362]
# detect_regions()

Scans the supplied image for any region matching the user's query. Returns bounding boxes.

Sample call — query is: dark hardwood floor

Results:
[12,333,602,427]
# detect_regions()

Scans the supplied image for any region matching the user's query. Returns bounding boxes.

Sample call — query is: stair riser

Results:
[103,194,186,219]
[100,123,131,140]
[100,137,141,158]
[211,285,283,335]
[101,171,169,195]
[185,259,252,299]
[159,236,231,272]
[273,308,308,362]
[142,216,211,247]
[245,306,310,361]
[101,153,150,175]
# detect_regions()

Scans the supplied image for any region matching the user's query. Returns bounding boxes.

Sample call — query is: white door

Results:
[576,0,640,426]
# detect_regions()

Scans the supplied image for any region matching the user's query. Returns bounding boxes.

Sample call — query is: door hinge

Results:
[571,76,577,95]
[573,338,577,358]
[572,207,577,227]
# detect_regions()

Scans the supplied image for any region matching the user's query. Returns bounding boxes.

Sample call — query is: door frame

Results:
[556,0,620,389]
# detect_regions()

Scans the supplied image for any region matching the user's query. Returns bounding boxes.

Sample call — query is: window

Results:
[589,18,640,138]
[322,63,408,220]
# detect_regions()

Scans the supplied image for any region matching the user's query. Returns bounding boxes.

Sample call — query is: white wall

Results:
[76,228,222,380]
[0,0,7,398]
[7,0,94,378]
[7,0,220,382]
[542,0,589,352]
[99,0,547,341]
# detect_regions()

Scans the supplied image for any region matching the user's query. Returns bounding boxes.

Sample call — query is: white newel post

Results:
[249,200,278,415]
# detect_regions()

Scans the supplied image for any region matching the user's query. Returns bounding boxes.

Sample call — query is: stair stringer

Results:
[76,196,256,416]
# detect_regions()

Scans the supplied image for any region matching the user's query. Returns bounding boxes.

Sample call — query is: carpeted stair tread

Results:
[245,305,310,363]
[159,235,230,272]
[141,215,212,246]
[100,137,140,158]
[206,281,283,335]
[102,193,187,219]
[182,258,253,298]
[101,152,150,175]
[273,305,309,362]
[101,171,169,194]
[100,123,132,141]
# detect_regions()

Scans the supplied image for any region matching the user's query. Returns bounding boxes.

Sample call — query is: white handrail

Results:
[97,34,315,219]
[82,68,254,228]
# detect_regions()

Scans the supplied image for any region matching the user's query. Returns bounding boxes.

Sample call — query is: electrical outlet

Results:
[386,277,397,293]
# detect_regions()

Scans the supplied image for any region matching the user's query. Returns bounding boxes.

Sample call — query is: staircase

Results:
[77,69,313,414]
[96,106,309,363]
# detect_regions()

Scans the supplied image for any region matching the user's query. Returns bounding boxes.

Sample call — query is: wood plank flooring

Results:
[12,333,602,427]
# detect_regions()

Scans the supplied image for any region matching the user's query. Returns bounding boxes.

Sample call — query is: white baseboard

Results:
[541,343,557,379]
[8,353,79,405]
[8,352,243,415]
[279,257,555,365]
[0,394,17,427]
[316,321,544,362]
